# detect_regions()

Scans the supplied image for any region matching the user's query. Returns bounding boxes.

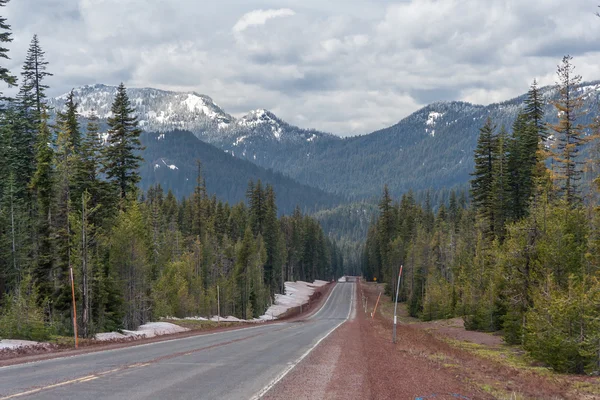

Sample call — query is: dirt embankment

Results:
[0,282,335,367]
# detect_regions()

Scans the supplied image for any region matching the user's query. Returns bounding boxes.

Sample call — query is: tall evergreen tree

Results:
[470,118,497,236]
[192,160,207,238]
[102,83,144,200]
[262,184,280,291]
[507,112,537,220]
[524,79,548,142]
[15,35,52,188]
[29,109,54,302]
[0,0,16,100]
[491,127,511,240]
[53,92,82,312]
[19,35,51,116]
[550,55,587,205]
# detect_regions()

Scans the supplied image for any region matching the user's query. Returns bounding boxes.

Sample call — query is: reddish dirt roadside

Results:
[265,280,600,400]
[264,281,486,400]
[0,282,335,367]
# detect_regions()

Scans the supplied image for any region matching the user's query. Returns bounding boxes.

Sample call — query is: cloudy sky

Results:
[4,0,600,136]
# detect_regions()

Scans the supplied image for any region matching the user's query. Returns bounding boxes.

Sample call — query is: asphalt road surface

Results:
[0,282,354,400]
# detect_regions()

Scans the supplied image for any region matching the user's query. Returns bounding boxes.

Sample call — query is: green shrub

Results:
[0,275,54,342]
[524,275,600,374]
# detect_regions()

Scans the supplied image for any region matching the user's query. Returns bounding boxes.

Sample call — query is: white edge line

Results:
[249,283,354,400]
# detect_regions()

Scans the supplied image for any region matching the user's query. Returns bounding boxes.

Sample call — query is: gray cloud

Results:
[3,0,600,137]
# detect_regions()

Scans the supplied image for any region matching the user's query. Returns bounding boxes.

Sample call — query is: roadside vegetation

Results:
[364,57,600,375]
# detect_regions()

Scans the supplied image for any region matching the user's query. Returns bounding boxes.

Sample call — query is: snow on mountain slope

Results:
[49,84,234,135]
[48,85,337,152]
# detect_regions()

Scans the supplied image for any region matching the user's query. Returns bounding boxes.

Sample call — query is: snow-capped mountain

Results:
[49,80,600,201]
[48,84,234,134]
[48,84,338,162]
[242,80,600,199]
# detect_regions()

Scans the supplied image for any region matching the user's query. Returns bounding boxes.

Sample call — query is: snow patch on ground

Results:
[209,316,243,323]
[95,322,189,341]
[183,94,220,120]
[0,339,43,349]
[258,280,329,321]
[426,112,443,126]
[161,159,178,170]
[234,135,248,146]
[95,332,128,341]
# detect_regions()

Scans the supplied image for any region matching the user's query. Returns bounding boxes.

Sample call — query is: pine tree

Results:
[15,35,52,188]
[30,108,54,302]
[0,0,16,100]
[491,127,510,240]
[0,171,28,292]
[76,111,115,223]
[471,118,497,236]
[248,180,266,235]
[550,55,587,205]
[507,112,536,220]
[53,92,82,313]
[19,35,51,116]
[262,184,280,291]
[192,160,207,238]
[102,83,144,200]
[524,79,548,142]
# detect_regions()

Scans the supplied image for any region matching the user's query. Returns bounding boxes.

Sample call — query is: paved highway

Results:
[0,282,354,400]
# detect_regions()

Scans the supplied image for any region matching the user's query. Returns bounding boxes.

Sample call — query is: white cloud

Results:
[3,0,600,137]
[233,9,296,33]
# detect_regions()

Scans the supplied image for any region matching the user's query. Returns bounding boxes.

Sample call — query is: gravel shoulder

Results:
[265,280,600,400]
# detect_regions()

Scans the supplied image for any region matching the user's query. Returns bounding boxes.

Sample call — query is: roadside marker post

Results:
[69,267,79,349]
[217,285,220,325]
[371,292,381,319]
[393,265,403,344]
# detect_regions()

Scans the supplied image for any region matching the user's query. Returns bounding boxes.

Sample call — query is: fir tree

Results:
[15,35,52,188]
[102,83,144,200]
[550,55,587,205]
[470,118,497,236]
[507,112,537,220]
[524,79,548,142]
[53,92,82,312]
[29,108,54,302]
[0,0,16,100]
[491,127,510,240]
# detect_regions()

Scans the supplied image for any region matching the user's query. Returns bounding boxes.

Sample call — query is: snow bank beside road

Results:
[259,280,329,321]
[0,339,44,350]
[95,322,189,341]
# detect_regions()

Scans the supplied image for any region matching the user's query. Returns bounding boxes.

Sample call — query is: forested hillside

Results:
[254,82,600,199]
[0,18,341,341]
[139,130,344,215]
[363,59,600,374]
[50,80,600,202]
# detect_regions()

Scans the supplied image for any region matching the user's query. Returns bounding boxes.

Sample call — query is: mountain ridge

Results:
[49,80,600,200]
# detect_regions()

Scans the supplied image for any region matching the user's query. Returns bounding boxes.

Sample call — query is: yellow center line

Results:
[0,363,150,400]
